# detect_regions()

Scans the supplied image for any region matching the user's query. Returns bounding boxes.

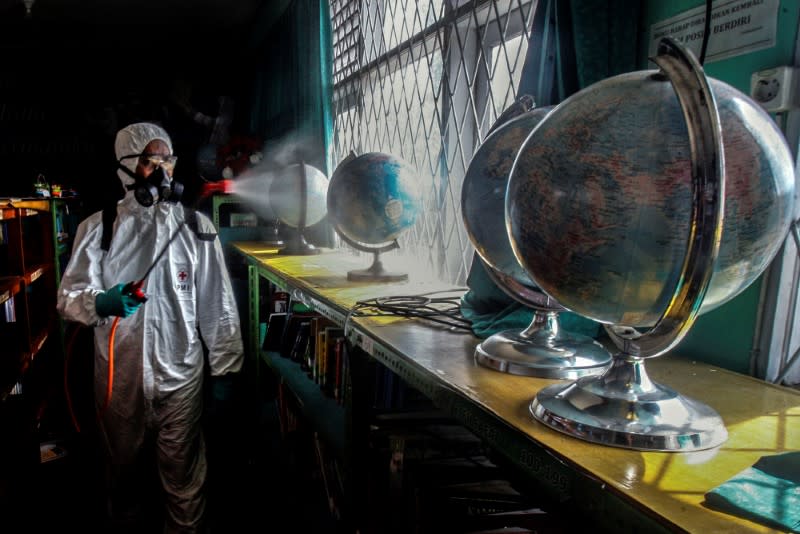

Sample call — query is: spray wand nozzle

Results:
[200,179,235,199]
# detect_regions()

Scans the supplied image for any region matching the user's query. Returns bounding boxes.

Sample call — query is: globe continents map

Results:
[462,106,553,287]
[327,152,421,246]
[507,71,795,330]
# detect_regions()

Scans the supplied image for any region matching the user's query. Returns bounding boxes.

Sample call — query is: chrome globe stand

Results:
[474,264,611,379]
[529,38,728,452]
[531,354,728,451]
[334,233,408,282]
[280,227,320,255]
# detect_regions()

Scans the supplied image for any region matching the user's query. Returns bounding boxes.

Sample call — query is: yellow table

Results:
[233,242,800,533]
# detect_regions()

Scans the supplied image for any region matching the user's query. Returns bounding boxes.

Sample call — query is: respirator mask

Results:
[118,154,184,207]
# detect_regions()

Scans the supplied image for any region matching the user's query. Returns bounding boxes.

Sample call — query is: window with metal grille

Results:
[330,0,535,285]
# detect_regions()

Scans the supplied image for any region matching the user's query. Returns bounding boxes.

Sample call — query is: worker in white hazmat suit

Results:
[57,122,243,533]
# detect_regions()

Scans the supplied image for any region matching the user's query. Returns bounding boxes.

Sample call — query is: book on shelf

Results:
[270,290,289,314]
[309,315,336,379]
[276,381,300,436]
[312,431,344,521]
[305,316,319,373]
[4,296,16,322]
[280,311,316,359]
[332,337,345,404]
[339,341,351,406]
[321,326,343,396]
[313,326,324,384]
[293,321,312,363]
[373,363,404,410]
[263,312,287,352]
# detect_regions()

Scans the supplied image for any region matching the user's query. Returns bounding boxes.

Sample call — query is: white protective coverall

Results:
[57,122,244,532]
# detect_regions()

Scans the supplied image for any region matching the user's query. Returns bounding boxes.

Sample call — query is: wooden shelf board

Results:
[5,198,51,212]
[0,276,23,303]
[23,264,53,285]
[26,329,50,361]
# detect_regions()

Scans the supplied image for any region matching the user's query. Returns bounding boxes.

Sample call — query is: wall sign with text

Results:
[649,0,779,64]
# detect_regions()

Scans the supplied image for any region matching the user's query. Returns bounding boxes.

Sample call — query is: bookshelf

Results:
[235,244,571,532]
[0,197,76,514]
[232,242,800,534]
[50,198,81,288]
[0,198,59,400]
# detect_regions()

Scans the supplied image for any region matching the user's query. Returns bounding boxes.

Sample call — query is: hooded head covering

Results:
[114,122,174,187]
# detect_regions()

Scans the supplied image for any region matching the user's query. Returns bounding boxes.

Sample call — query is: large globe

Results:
[327,152,421,245]
[269,163,329,228]
[507,69,795,330]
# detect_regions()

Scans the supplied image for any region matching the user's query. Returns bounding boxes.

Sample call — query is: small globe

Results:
[507,69,795,329]
[269,163,329,228]
[462,106,552,287]
[328,152,421,245]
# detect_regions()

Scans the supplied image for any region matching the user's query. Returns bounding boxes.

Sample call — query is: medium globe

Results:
[269,163,329,228]
[507,71,795,329]
[462,106,552,286]
[327,152,421,245]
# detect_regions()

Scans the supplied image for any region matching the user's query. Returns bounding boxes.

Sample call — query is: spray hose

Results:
[102,279,147,416]
[65,180,234,432]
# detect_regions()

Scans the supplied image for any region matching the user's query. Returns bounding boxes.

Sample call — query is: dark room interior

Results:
[1,1,799,533]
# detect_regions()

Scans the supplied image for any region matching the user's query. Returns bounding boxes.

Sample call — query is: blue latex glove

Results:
[95,283,143,318]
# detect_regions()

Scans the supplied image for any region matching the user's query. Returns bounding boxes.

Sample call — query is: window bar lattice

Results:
[330,0,535,286]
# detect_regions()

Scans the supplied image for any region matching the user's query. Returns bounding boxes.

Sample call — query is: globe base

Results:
[475,327,611,379]
[346,253,407,283]
[347,269,408,282]
[262,222,284,247]
[279,232,321,256]
[530,357,728,451]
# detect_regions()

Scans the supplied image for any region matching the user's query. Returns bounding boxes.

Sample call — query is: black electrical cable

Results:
[699,0,712,65]
[343,288,473,337]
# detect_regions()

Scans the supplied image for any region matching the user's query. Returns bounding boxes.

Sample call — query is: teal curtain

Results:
[248,0,335,245]
[517,0,579,105]
[569,0,641,88]
[516,0,641,102]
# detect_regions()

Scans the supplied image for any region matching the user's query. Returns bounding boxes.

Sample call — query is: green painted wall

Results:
[638,0,799,373]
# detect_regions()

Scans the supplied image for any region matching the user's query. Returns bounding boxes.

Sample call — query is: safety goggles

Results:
[120,153,178,172]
